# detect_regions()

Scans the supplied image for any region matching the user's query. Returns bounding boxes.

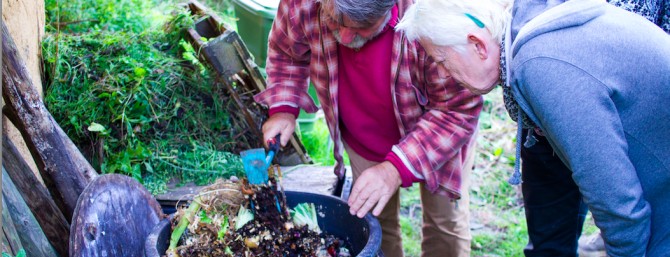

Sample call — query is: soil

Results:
[170,178,349,257]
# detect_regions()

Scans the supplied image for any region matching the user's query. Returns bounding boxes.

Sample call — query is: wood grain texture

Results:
[2,135,70,256]
[1,197,24,255]
[2,21,97,220]
[2,169,59,257]
[69,174,164,257]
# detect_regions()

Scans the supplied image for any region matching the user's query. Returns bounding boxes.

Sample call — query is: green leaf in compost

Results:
[199,210,212,224]
[291,202,321,233]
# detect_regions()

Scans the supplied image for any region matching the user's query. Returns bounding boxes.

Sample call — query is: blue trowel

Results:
[240,134,281,185]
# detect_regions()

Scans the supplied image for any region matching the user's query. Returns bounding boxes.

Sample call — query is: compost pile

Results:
[42,0,267,194]
[167,178,350,257]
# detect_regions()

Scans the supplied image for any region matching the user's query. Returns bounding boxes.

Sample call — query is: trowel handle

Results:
[266,134,281,164]
[268,134,281,153]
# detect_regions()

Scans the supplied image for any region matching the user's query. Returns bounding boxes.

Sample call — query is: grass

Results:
[399,185,423,256]
[298,112,350,166]
[392,88,530,257]
[467,88,526,256]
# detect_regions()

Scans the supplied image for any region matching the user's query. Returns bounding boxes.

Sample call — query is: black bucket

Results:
[145,190,383,257]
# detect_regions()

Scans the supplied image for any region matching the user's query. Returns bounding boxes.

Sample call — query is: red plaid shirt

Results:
[254,0,483,198]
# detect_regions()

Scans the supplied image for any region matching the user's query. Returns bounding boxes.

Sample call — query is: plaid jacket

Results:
[254,0,483,198]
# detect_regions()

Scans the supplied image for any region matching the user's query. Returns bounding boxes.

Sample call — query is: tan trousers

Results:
[345,144,473,257]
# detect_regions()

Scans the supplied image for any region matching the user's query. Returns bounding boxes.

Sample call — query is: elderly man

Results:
[253,0,482,256]
[397,0,670,256]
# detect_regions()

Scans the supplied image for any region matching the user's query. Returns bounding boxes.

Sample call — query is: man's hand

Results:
[348,161,402,218]
[262,113,297,147]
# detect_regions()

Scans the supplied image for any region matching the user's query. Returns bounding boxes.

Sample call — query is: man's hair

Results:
[319,0,397,27]
[396,0,511,47]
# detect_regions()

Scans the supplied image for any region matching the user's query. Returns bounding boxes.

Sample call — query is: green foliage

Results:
[199,210,213,224]
[582,213,600,235]
[398,89,528,256]
[469,90,527,256]
[400,215,421,257]
[43,0,245,193]
[218,215,230,240]
[470,206,527,257]
[44,0,234,34]
[398,186,421,256]
[45,0,175,33]
[298,118,349,165]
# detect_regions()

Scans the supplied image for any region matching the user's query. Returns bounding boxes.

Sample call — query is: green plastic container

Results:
[232,0,279,68]
[233,0,321,131]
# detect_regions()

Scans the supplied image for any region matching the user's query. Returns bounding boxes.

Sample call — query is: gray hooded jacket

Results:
[506,0,670,256]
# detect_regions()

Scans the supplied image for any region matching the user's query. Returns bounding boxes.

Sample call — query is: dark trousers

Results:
[520,129,588,257]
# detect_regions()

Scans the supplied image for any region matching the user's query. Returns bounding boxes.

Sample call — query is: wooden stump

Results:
[70,174,164,257]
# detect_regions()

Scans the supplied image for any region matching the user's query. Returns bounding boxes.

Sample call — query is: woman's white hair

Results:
[396,0,512,47]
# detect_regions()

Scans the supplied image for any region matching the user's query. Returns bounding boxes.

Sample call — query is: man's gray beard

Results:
[333,31,370,49]
[333,13,391,49]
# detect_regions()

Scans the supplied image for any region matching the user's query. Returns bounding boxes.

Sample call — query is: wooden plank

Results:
[2,193,24,255]
[280,165,341,196]
[2,135,69,256]
[2,21,97,220]
[70,174,164,257]
[153,181,203,202]
[185,27,265,147]
[2,169,58,257]
[1,230,13,254]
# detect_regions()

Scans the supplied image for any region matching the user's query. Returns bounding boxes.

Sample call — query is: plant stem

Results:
[167,198,201,254]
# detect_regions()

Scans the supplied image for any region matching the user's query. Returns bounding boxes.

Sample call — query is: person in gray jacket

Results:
[396,0,670,256]
[579,1,669,255]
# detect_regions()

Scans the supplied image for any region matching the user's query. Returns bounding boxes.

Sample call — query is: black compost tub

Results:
[145,191,382,257]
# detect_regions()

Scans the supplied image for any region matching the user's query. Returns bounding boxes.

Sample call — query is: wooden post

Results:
[2,21,97,220]
[1,198,25,256]
[2,169,59,257]
[3,134,70,256]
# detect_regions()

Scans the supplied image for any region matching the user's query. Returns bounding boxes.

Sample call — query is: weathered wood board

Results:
[2,21,98,220]
[2,135,70,256]
[2,169,59,257]
[281,165,342,195]
[69,174,164,257]
[1,196,24,256]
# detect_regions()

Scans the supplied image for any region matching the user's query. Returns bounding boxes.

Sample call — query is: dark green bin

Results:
[233,0,321,131]
[232,0,278,68]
